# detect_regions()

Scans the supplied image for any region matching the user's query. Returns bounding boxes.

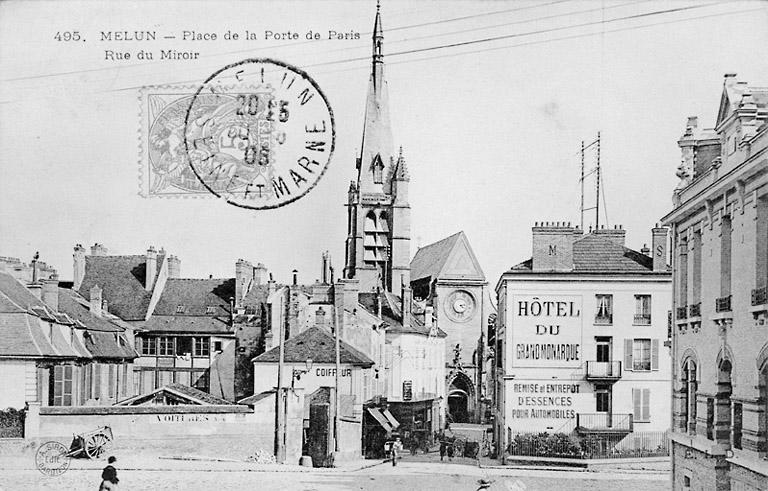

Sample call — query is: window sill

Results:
[632,323,652,327]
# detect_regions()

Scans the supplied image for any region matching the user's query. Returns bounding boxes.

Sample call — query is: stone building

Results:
[493,223,672,461]
[411,231,488,423]
[663,73,768,491]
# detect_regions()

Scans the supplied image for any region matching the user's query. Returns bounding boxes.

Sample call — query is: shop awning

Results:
[382,409,400,429]
[367,408,393,432]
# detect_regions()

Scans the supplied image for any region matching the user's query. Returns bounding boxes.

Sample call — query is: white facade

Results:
[0,360,37,409]
[385,332,445,404]
[498,278,672,434]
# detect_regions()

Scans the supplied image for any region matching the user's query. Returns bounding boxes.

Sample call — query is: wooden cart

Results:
[66,426,113,459]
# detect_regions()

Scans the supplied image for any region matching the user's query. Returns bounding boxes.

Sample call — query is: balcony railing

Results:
[576,413,633,432]
[633,314,651,325]
[688,302,701,318]
[676,306,688,320]
[752,287,768,306]
[715,295,732,313]
[594,315,613,325]
[585,361,622,381]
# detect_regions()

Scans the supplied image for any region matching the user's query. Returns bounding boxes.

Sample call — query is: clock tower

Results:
[344,3,410,293]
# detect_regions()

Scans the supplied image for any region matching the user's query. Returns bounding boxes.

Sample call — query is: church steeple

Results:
[357,0,393,195]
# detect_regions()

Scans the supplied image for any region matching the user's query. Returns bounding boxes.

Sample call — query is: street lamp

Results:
[291,358,313,389]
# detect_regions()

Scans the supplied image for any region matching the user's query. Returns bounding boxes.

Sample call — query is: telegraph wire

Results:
[0,0,570,83]
[107,2,726,93]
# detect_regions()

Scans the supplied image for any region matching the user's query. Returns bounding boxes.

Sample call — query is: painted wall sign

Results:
[315,367,351,377]
[512,295,582,368]
[508,383,581,420]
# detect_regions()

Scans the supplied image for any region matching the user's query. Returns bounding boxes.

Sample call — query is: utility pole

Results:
[275,294,286,463]
[334,296,341,459]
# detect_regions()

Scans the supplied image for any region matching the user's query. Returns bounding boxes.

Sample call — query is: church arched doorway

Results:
[448,372,474,424]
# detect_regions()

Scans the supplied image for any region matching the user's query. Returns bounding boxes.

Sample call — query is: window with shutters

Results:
[51,365,74,406]
[595,294,613,325]
[108,364,115,398]
[628,338,659,371]
[93,363,102,399]
[595,387,610,412]
[632,388,651,422]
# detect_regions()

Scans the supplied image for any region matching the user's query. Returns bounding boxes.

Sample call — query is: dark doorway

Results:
[448,374,473,423]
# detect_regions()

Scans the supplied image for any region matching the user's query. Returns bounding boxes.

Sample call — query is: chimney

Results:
[724,73,738,87]
[292,269,298,286]
[167,255,181,278]
[73,244,86,290]
[651,225,668,271]
[102,299,108,315]
[640,244,651,256]
[145,247,158,291]
[90,243,108,256]
[400,275,412,329]
[311,280,331,304]
[594,224,626,246]
[254,263,267,286]
[42,274,59,311]
[27,283,42,300]
[686,116,698,129]
[90,285,102,317]
[321,251,331,284]
[264,330,274,350]
[267,277,276,296]
[316,307,326,327]
[235,259,253,307]
[531,222,575,272]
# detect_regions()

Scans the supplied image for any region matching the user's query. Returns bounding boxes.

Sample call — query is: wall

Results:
[336,418,363,461]
[0,360,36,409]
[385,332,444,403]
[499,276,672,434]
[24,394,304,462]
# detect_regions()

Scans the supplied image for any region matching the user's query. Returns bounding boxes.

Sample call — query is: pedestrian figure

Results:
[439,440,447,461]
[99,456,119,490]
[446,441,454,461]
[391,436,402,466]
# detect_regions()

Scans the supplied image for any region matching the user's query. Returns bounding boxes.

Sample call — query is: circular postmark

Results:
[35,441,71,477]
[182,58,335,210]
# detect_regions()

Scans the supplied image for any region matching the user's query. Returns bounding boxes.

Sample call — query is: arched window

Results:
[372,154,384,184]
[714,359,732,445]
[682,359,698,435]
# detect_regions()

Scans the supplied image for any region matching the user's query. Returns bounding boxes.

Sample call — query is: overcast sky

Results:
[1,0,767,291]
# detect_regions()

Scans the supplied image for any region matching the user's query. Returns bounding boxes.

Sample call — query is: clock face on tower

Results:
[445,290,476,323]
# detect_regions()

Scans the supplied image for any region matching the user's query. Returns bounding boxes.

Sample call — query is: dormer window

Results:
[176,305,185,313]
[206,306,216,315]
[372,154,384,184]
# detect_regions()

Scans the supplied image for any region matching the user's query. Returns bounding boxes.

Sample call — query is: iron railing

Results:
[594,314,613,325]
[688,302,701,318]
[506,430,669,459]
[585,361,622,380]
[576,413,633,432]
[633,314,651,325]
[676,306,688,320]
[752,286,767,306]
[715,295,732,313]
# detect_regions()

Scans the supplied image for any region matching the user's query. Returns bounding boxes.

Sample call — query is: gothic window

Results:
[372,154,384,184]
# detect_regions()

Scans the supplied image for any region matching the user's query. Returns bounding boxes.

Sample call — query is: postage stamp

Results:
[139,58,335,210]
[35,441,71,477]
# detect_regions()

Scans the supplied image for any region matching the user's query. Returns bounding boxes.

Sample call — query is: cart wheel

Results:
[85,433,110,459]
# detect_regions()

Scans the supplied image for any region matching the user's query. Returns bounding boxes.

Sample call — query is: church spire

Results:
[357,1,393,194]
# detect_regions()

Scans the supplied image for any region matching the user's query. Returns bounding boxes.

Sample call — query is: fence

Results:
[507,430,669,460]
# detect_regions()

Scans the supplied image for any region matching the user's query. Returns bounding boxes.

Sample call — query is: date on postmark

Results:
[140,58,335,210]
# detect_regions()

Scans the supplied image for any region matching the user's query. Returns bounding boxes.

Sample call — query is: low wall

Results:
[23,395,304,462]
[336,418,362,462]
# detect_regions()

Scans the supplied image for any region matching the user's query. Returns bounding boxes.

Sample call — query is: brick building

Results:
[664,74,768,490]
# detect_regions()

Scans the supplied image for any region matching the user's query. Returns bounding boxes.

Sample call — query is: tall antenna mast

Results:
[595,131,601,230]
[580,140,585,231]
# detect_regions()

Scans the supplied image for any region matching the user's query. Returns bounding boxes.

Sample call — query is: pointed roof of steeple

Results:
[357,2,394,195]
[394,146,409,180]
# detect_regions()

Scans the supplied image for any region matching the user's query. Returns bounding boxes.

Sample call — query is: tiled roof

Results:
[0,271,46,312]
[138,315,234,334]
[410,232,462,282]
[116,383,234,406]
[0,314,55,357]
[84,330,137,359]
[238,390,274,405]
[78,255,162,320]
[57,288,123,332]
[252,326,374,367]
[507,233,669,274]
[153,278,235,316]
[358,291,446,338]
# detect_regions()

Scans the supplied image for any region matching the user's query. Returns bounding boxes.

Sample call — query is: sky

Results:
[1,0,767,290]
